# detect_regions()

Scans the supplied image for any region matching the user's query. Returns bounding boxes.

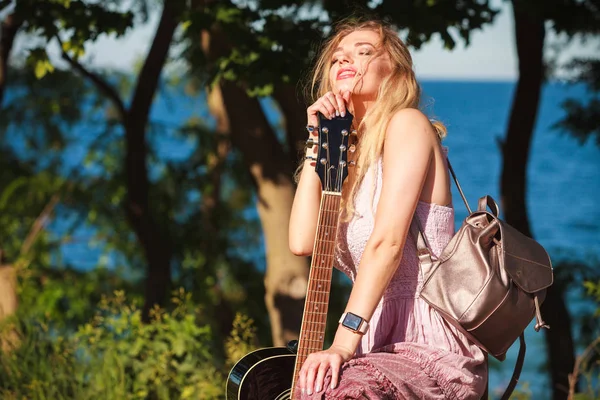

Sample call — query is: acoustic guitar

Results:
[226,112,355,400]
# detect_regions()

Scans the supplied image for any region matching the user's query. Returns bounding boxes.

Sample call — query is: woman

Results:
[289,19,487,399]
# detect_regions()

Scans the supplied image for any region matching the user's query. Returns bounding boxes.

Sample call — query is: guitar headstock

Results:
[314,111,355,192]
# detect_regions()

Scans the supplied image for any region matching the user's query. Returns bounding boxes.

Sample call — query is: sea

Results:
[10,79,599,398]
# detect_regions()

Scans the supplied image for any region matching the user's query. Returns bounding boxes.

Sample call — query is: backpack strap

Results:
[500,333,526,400]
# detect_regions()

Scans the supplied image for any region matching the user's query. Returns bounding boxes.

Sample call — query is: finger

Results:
[315,360,330,393]
[306,105,320,128]
[298,361,308,396]
[334,94,346,117]
[316,104,334,121]
[341,89,351,103]
[320,96,336,119]
[324,92,340,117]
[330,359,342,390]
[305,361,318,395]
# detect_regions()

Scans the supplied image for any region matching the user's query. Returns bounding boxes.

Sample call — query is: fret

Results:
[306,290,331,298]
[303,310,328,316]
[313,239,336,245]
[298,333,326,341]
[311,255,336,261]
[303,300,329,305]
[311,256,335,262]
[296,319,327,326]
[306,290,331,297]
[319,210,341,215]
[311,288,330,294]
[308,278,333,283]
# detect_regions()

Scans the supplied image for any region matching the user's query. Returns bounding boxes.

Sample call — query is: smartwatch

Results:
[339,312,369,335]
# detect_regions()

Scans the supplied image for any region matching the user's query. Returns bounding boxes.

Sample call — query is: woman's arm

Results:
[332,107,436,362]
[289,146,322,256]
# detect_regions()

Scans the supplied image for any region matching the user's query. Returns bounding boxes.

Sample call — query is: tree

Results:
[183,0,498,346]
[501,1,600,398]
[4,0,187,318]
[2,0,499,347]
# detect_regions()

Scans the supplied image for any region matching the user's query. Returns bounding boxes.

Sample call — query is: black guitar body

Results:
[226,347,295,400]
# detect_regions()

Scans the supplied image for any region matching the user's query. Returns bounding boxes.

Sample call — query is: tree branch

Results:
[56,36,127,120]
[128,0,180,124]
[20,193,60,256]
[121,1,181,318]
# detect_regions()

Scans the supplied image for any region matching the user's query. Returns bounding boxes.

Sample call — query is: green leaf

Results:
[34,59,55,79]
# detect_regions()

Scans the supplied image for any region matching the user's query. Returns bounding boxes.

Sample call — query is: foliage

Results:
[554,59,600,148]
[225,312,258,368]
[182,0,498,96]
[0,289,258,399]
[567,280,600,400]
[5,1,598,398]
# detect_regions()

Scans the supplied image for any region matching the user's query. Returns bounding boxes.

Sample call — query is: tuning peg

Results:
[349,160,356,167]
[339,160,347,167]
[339,144,346,151]
[320,158,327,165]
[341,129,348,136]
[351,129,357,136]
[349,144,356,153]
[322,127,329,134]
[305,138,316,149]
[322,142,328,149]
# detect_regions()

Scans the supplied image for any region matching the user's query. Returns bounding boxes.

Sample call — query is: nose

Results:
[338,51,352,65]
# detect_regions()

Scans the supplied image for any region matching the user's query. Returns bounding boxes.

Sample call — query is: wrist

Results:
[339,311,370,335]
[330,343,355,361]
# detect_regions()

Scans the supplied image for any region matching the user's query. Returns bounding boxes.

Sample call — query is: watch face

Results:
[344,313,362,331]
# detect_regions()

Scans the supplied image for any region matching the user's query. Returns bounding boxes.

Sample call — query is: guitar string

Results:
[299,194,334,364]
[311,195,337,355]
[296,125,348,385]
[293,127,349,395]
[300,129,346,361]
[293,193,329,387]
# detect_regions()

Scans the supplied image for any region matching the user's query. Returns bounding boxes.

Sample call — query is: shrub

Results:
[0,289,258,400]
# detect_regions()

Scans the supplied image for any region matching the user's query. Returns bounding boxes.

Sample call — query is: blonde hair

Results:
[307,18,446,219]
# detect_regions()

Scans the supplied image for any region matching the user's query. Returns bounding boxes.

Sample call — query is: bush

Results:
[0,289,257,400]
[568,280,600,400]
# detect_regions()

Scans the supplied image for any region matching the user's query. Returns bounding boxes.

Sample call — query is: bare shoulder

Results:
[385,108,437,146]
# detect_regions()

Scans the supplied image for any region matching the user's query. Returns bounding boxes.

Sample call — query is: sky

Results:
[6,0,599,80]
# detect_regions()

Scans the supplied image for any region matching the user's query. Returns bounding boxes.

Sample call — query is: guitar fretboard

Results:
[290,191,342,398]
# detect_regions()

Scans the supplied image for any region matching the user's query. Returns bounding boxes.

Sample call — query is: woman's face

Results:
[329,29,392,99]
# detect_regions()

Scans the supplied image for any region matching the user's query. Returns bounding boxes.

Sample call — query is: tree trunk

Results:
[0,13,21,105]
[273,83,310,168]
[503,2,574,398]
[203,76,236,338]
[124,1,180,319]
[200,26,309,346]
[220,80,309,346]
[0,264,18,353]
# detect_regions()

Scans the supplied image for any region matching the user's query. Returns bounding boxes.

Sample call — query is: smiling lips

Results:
[337,67,357,80]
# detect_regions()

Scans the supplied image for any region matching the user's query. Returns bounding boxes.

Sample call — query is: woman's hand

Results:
[306,90,351,128]
[298,344,354,395]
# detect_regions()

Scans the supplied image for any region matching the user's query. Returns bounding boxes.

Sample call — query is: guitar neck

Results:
[291,191,342,396]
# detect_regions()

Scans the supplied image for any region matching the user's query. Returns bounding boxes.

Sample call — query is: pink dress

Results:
[302,153,487,399]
